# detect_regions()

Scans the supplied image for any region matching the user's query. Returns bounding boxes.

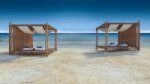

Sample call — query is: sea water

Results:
[0,33,150,49]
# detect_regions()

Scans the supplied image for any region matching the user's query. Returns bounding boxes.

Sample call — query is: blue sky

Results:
[0,0,150,33]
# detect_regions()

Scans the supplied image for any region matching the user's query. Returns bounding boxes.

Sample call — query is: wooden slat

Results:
[9,23,57,56]
[96,21,140,51]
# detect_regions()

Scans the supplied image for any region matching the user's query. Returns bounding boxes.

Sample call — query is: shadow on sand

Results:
[84,50,139,58]
[0,51,22,63]
[0,51,46,63]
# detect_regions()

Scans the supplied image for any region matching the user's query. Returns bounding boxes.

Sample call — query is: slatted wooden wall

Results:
[118,24,139,49]
[11,26,33,53]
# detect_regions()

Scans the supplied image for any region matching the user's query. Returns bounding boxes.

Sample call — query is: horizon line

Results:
[0,30,150,33]
[0,32,150,34]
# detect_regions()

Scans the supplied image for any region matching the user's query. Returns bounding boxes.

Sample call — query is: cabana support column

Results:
[9,23,13,55]
[55,29,57,51]
[105,23,108,51]
[45,24,49,56]
[96,29,98,50]
[137,21,140,50]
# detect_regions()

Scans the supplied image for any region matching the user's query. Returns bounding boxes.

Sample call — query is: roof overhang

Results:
[96,22,138,32]
[11,24,57,34]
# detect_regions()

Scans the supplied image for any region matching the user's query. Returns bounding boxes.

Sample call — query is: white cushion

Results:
[22,48,33,51]
[35,48,45,51]
[119,44,128,47]
[109,43,117,46]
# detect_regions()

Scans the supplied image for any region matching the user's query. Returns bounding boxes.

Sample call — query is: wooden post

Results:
[46,24,49,50]
[45,24,48,56]
[96,29,98,50]
[138,21,140,50]
[55,29,57,51]
[105,22,108,51]
[9,22,12,55]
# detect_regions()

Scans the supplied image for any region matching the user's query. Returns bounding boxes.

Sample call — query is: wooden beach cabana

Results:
[96,21,140,51]
[9,23,57,56]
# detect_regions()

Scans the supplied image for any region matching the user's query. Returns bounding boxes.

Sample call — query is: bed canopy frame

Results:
[9,23,57,56]
[96,21,140,51]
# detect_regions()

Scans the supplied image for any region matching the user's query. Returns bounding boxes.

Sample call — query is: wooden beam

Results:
[105,22,137,24]
[45,24,48,56]
[104,22,109,51]
[9,22,12,55]
[12,23,57,33]
[55,30,57,51]
[47,25,56,31]
[117,24,123,30]
[96,29,98,50]
[46,24,49,50]
[12,24,45,26]
[106,23,109,51]
[138,21,140,50]
[96,23,105,30]
[97,22,138,31]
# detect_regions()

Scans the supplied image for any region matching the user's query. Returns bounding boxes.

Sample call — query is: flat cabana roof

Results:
[96,22,139,32]
[11,24,57,34]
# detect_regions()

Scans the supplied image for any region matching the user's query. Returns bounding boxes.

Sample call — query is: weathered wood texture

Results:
[11,26,33,53]
[96,21,140,51]
[9,23,57,55]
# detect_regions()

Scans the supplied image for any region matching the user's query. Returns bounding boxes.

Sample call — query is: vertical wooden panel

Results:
[12,26,33,53]
[118,23,139,50]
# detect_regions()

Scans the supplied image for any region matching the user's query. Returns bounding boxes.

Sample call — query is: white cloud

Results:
[0,29,8,33]
[141,30,150,33]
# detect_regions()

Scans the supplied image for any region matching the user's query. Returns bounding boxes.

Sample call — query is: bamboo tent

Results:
[9,23,57,56]
[96,21,140,51]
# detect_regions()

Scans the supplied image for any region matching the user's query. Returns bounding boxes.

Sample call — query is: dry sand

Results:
[0,48,150,84]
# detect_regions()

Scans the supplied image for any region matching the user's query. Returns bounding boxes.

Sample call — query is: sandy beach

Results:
[0,48,150,84]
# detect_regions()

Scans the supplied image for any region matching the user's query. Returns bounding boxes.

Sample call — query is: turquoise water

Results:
[0,33,150,49]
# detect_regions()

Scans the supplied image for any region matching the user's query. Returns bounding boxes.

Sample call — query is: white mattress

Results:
[22,48,33,51]
[119,44,128,47]
[35,48,45,51]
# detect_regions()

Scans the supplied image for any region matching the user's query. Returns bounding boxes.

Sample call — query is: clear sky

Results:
[0,0,150,33]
